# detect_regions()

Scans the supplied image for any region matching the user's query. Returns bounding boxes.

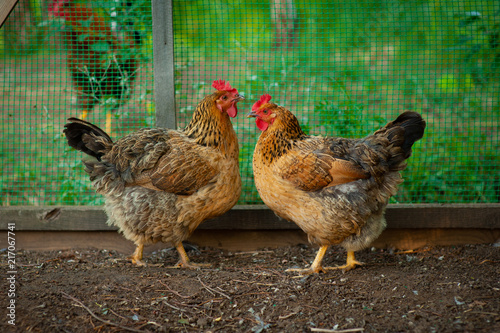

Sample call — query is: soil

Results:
[2,243,499,333]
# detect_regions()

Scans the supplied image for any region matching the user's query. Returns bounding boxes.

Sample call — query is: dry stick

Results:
[420,309,444,317]
[108,308,129,321]
[310,328,364,333]
[61,292,146,333]
[234,251,274,255]
[278,312,298,319]
[157,280,194,298]
[161,299,187,312]
[232,279,276,286]
[197,277,231,300]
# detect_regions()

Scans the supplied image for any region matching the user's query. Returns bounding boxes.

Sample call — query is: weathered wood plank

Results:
[384,204,500,229]
[152,0,176,128]
[0,0,18,29]
[2,229,499,253]
[1,204,499,231]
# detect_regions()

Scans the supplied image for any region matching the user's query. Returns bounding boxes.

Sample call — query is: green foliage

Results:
[1,0,499,206]
[311,79,385,138]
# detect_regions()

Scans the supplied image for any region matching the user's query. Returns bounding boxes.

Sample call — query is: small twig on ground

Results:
[278,312,298,319]
[310,328,364,333]
[197,298,223,307]
[139,321,162,329]
[234,251,274,255]
[232,279,276,286]
[479,259,499,264]
[420,309,443,317]
[197,277,231,299]
[157,280,195,298]
[234,292,272,299]
[108,308,129,321]
[161,299,187,312]
[61,292,146,333]
[470,311,499,316]
[394,249,431,255]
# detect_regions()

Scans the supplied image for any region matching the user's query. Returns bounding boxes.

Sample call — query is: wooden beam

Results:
[2,229,499,253]
[384,203,500,229]
[1,204,499,231]
[151,0,176,128]
[0,0,18,29]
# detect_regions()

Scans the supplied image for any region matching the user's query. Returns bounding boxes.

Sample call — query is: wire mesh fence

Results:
[1,0,499,206]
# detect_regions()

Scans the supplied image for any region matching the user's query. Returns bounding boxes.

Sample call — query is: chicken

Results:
[63,80,243,268]
[49,0,140,134]
[249,94,425,275]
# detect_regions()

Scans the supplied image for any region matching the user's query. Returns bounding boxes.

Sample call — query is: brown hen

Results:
[64,80,243,268]
[249,94,425,275]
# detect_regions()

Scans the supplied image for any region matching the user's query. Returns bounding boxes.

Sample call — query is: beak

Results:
[247,110,258,118]
[233,94,245,102]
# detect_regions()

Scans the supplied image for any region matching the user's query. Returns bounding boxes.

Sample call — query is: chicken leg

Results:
[105,112,113,135]
[128,243,146,266]
[286,245,329,275]
[80,110,113,135]
[81,109,89,121]
[329,250,364,272]
[286,246,363,275]
[173,242,210,269]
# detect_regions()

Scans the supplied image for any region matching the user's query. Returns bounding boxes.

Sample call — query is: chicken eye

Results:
[222,95,228,100]
[263,110,268,114]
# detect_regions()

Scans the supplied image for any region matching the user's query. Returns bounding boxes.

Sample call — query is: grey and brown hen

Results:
[64,80,243,268]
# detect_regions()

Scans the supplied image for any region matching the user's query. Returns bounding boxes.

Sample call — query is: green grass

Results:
[1,0,499,206]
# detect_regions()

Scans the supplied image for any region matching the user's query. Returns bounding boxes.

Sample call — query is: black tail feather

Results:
[63,118,113,160]
[393,112,426,157]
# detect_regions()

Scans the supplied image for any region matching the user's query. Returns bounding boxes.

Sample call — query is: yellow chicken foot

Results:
[127,243,146,266]
[172,242,210,269]
[286,245,328,275]
[324,251,364,272]
[105,112,113,135]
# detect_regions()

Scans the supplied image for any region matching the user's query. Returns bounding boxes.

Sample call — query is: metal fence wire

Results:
[1,0,499,206]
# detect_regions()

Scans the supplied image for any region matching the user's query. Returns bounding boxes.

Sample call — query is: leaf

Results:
[438,74,459,94]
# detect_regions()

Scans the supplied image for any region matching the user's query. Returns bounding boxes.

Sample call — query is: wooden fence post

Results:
[0,0,19,29]
[151,0,176,129]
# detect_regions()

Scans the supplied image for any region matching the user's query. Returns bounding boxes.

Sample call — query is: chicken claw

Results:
[128,243,146,266]
[286,245,328,275]
[323,251,364,272]
[170,243,210,269]
[286,247,363,275]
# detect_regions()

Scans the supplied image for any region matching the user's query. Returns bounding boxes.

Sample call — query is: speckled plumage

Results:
[64,87,242,266]
[250,99,425,273]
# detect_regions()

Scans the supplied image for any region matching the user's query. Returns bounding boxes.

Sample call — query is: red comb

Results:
[212,80,238,94]
[252,94,272,112]
[48,0,67,15]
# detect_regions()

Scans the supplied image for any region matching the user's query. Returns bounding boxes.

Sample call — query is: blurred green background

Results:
[1,0,499,206]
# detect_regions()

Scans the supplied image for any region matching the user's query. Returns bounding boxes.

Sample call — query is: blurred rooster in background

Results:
[249,94,425,275]
[49,0,140,134]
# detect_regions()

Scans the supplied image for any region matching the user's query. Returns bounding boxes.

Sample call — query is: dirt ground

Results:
[1,243,499,333]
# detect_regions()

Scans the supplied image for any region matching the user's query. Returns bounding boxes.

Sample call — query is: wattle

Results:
[227,105,238,118]
[256,118,269,131]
